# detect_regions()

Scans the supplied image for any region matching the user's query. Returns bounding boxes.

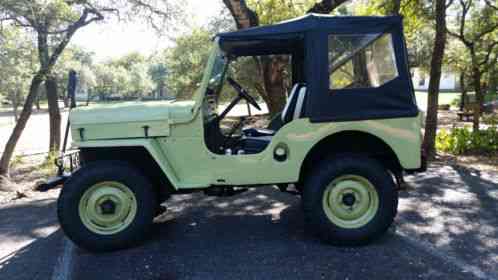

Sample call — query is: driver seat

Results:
[243,83,307,137]
[241,84,307,154]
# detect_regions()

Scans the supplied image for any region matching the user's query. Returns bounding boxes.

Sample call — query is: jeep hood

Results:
[70,100,195,125]
[70,101,195,141]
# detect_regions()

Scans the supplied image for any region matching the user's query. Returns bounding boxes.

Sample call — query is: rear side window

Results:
[328,33,398,90]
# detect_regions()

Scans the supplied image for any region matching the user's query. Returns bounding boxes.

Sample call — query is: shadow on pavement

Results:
[73,187,476,280]
[1,162,496,280]
[400,162,498,277]
[0,199,62,280]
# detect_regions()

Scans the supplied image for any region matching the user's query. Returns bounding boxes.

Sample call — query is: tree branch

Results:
[447,0,472,47]
[306,0,350,14]
[474,22,498,41]
[46,8,103,69]
[222,0,259,29]
[478,41,498,67]
[484,0,498,10]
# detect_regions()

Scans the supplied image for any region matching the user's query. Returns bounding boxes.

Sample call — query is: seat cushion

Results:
[239,136,272,154]
[242,127,275,137]
[281,84,302,124]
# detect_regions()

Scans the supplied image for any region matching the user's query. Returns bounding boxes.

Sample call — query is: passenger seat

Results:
[243,83,307,137]
[241,84,307,154]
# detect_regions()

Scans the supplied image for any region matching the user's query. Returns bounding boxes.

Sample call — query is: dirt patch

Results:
[435,154,498,172]
[0,154,59,204]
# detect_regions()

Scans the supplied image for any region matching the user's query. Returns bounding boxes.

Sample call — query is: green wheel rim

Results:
[322,175,379,229]
[78,181,137,235]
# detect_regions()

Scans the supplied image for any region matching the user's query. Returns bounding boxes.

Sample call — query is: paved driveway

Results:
[0,163,496,280]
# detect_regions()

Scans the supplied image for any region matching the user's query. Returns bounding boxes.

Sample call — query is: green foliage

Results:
[164,28,212,99]
[9,155,24,168]
[436,126,498,155]
[355,0,432,69]
[0,26,36,113]
[483,113,498,125]
[450,97,460,107]
[148,61,168,96]
[248,0,316,25]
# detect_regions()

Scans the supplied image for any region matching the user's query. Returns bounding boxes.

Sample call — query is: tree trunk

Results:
[0,73,44,176]
[488,61,497,96]
[8,89,20,122]
[35,95,41,110]
[223,0,348,117]
[46,75,62,152]
[470,59,482,132]
[159,82,165,98]
[11,91,19,122]
[423,0,448,159]
[459,71,467,111]
[390,0,402,15]
[352,51,369,87]
[63,95,69,108]
[262,56,288,116]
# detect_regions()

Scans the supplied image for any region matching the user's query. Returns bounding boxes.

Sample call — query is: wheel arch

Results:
[77,140,177,201]
[298,130,402,185]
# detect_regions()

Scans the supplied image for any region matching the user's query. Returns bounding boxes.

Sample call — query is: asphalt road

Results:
[0,163,497,280]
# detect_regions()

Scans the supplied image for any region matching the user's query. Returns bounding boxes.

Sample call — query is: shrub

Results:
[483,113,498,126]
[436,126,498,155]
[450,97,460,107]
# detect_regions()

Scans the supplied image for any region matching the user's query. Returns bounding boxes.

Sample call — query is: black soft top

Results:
[218,14,402,39]
[217,14,418,122]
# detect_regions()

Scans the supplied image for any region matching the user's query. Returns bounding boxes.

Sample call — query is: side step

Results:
[277,184,300,195]
[204,186,248,197]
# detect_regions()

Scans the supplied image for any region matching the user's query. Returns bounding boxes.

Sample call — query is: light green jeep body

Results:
[70,43,423,191]
[57,15,426,252]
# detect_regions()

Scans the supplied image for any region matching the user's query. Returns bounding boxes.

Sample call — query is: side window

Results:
[328,33,399,90]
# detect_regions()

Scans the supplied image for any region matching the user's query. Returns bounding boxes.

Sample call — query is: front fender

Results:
[74,139,188,189]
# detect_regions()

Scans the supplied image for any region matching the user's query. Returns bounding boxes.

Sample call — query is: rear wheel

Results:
[58,161,156,252]
[302,155,397,245]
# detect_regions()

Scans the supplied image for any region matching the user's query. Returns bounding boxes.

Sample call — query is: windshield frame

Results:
[193,38,228,112]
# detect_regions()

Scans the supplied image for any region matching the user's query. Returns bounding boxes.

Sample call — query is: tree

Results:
[0,26,35,121]
[423,0,453,159]
[51,46,95,106]
[129,62,154,98]
[221,0,350,116]
[0,0,180,177]
[165,28,212,99]
[445,39,472,110]
[447,0,498,132]
[148,60,168,98]
[488,55,498,96]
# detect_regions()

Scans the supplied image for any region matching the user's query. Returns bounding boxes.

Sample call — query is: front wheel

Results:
[302,155,398,245]
[57,161,156,252]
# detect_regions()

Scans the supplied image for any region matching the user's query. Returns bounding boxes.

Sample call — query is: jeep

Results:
[50,14,425,252]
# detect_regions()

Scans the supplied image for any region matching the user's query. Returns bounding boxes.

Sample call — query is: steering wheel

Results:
[227,77,261,111]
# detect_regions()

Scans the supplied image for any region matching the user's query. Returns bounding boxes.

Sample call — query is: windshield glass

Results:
[207,51,228,92]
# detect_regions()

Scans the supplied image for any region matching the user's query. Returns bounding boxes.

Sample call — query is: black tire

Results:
[57,161,157,252]
[302,155,398,246]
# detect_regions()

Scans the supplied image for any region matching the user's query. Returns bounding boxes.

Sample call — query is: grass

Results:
[415,91,498,110]
[9,155,24,168]
[414,91,460,110]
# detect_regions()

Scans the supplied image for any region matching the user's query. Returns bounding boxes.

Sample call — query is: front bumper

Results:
[36,151,79,191]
